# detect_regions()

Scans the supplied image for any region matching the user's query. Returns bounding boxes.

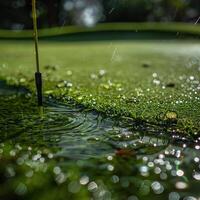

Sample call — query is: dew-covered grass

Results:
[0,33,200,135]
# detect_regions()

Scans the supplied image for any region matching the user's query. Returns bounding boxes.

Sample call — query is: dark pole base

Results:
[35,72,43,106]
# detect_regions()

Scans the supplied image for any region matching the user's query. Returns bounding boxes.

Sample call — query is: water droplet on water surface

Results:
[1,82,200,198]
[15,183,27,196]
[169,192,180,200]
[88,181,98,192]
[80,175,89,185]
[151,181,164,194]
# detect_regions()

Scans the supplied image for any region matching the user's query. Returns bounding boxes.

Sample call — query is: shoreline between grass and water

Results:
[0,23,199,139]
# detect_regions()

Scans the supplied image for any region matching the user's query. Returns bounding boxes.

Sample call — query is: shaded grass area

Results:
[0,22,200,39]
[0,23,200,136]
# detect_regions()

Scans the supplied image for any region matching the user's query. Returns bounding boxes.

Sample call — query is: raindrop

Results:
[176,170,184,177]
[154,167,161,174]
[99,69,106,77]
[169,192,180,200]
[175,182,188,190]
[140,165,149,176]
[88,181,98,192]
[107,155,113,161]
[107,164,114,171]
[151,181,164,194]
[28,147,32,151]
[48,153,54,159]
[148,162,154,168]
[111,175,119,183]
[80,175,89,185]
[152,73,158,78]
[195,145,200,150]
[121,178,129,188]
[90,74,98,79]
[193,171,200,180]
[53,166,61,175]
[66,70,73,76]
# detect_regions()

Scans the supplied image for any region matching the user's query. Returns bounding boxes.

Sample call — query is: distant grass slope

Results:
[0,22,200,39]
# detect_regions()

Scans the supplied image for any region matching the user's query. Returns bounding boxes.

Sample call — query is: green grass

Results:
[0,22,200,39]
[0,24,200,136]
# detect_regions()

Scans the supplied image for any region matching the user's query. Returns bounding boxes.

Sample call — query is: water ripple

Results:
[0,82,196,160]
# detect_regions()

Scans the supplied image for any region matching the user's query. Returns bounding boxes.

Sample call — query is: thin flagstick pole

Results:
[32,0,39,73]
[32,0,43,106]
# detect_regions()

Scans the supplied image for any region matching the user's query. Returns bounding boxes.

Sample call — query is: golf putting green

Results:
[0,23,200,136]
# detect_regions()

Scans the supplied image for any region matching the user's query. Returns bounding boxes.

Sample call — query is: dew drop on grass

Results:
[66,70,72,76]
[45,90,54,95]
[99,69,106,77]
[107,164,114,171]
[55,173,67,184]
[19,78,26,84]
[107,155,113,161]
[175,181,188,190]
[165,111,178,121]
[90,73,98,80]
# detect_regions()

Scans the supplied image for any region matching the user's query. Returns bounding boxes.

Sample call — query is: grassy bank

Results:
[0,22,200,39]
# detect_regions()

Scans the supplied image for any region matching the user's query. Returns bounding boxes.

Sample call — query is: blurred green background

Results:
[0,0,199,29]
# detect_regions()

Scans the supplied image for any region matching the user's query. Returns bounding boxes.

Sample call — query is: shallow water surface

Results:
[0,82,200,200]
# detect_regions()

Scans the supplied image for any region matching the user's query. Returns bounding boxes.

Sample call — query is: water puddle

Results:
[0,81,200,199]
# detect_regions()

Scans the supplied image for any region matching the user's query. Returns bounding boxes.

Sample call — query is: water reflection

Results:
[0,82,200,199]
[0,95,170,159]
